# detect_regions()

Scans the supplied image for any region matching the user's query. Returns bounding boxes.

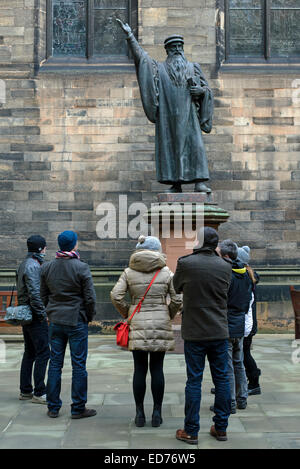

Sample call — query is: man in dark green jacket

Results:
[173,227,232,444]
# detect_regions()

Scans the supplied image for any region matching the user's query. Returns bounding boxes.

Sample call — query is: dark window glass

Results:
[270,1,300,57]
[93,0,129,56]
[53,0,87,56]
[229,0,261,7]
[229,8,263,57]
[227,0,300,60]
[48,0,137,60]
[271,0,300,7]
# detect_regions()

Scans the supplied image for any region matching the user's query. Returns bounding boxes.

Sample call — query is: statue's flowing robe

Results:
[128,35,214,184]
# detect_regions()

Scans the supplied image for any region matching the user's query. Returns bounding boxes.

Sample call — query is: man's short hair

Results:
[219,239,238,261]
[197,226,219,249]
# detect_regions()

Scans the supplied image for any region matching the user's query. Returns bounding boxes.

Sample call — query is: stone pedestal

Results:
[145,192,230,353]
[146,192,229,272]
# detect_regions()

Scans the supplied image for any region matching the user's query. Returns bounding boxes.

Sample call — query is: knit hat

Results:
[195,226,219,249]
[237,245,251,265]
[136,235,162,252]
[27,235,46,253]
[58,230,78,252]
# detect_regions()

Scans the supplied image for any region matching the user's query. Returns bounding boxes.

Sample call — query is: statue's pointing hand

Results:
[116,18,132,36]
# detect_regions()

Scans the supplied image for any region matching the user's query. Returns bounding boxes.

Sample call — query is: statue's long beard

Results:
[166,54,189,87]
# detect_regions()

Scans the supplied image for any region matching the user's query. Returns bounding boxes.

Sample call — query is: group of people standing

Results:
[16,226,261,444]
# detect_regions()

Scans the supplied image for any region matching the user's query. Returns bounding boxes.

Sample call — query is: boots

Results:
[152,404,163,427]
[248,369,261,396]
[135,404,163,427]
[135,404,146,427]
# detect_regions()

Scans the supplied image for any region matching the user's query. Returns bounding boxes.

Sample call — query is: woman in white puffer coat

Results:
[110,235,182,428]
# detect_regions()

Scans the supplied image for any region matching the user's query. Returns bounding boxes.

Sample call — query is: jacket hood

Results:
[232,260,247,276]
[129,249,166,273]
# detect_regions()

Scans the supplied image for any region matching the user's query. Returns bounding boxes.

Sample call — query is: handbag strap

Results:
[9,270,18,307]
[8,284,15,307]
[128,269,161,323]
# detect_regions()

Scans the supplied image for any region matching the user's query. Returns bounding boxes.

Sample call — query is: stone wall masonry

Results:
[214,73,300,266]
[0,1,299,329]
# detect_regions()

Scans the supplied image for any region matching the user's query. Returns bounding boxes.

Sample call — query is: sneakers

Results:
[176,429,198,445]
[71,408,97,419]
[48,408,98,419]
[47,410,59,418]
[248,386,261,396]
[19,393,47,404]
[31,394,48,405]
[19,392,33,400]
[237,400,247,410]
[210,425,228,441]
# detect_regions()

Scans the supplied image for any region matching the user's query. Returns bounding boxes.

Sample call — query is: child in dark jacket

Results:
[238,246,261,395]
[219,240,252,413]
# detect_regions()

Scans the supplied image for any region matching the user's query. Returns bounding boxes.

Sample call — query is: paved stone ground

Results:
[0,334,299,449]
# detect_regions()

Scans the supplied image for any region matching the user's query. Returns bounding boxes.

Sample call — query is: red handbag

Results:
[114,269,161,348]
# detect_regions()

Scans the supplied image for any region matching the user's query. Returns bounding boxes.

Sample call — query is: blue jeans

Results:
[20,319,50,396]
[47,321,88,415]
[228,337,248,405]
[184,339,231,436]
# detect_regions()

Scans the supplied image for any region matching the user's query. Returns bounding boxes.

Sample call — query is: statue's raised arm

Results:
[116,18,144,64]
[116,17,158,123]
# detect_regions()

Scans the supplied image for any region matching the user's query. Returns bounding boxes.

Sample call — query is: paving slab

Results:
[0,334,299,449]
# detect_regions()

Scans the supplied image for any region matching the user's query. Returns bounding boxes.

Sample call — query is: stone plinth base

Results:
[146,192,229,273]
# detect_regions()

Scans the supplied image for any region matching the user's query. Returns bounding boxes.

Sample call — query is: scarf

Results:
[28,252,45,265]
[56,250,80,259]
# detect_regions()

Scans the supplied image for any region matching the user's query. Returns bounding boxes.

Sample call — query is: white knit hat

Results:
[237,246,251,265]
[135,235,162,252]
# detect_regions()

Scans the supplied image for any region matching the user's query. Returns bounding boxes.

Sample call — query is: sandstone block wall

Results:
[0,0,299,329]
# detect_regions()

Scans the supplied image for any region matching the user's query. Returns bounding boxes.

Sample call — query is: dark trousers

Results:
[47,321,88,415]
[132,351,165,408]
[20,319,50,396]
[184,339,231,436]
[243,335,261,386]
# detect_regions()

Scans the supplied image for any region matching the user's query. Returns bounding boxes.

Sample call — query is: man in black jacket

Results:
[173,227,232,444]
[219,240,252,413]
[41,230,97,419]
[18,235,50,404]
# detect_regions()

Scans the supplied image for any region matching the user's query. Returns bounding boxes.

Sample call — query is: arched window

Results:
[46,0,138,61]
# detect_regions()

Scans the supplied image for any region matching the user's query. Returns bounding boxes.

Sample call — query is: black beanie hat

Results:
[196,226,219,249]
[27,235,47,253]
[203,227,219,248]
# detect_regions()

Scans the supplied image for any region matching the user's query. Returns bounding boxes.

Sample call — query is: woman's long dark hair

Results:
[246,265,257,285]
